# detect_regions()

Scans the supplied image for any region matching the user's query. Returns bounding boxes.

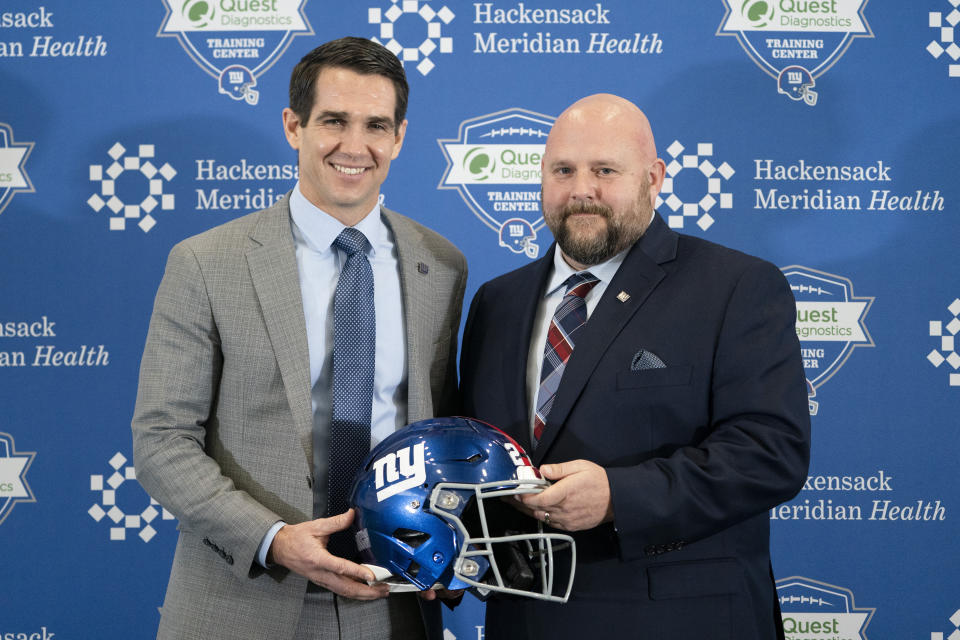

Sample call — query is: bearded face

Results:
[544,173,654,267]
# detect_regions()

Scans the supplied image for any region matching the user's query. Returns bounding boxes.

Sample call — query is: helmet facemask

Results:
[430,477,576,602]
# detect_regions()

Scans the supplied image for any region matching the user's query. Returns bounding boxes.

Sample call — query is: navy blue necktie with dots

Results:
[321,227,375,556]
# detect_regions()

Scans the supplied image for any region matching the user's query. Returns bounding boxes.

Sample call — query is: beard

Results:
[546,190,653,267]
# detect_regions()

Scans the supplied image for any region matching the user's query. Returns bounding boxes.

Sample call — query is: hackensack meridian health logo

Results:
[782,266,873,416]
[930,608,960,640]
[928,0,960,78]
[87,143,177,233]
[88,452,175,542]
[718,0,872,105]
[438,108,553,259]
[656,140,735,231]
[0,123,34,217]
[369,1,455,76]
[0,432,35,526]
[927,298,960,387]
[158,0,313,105]
[776,576,873,640]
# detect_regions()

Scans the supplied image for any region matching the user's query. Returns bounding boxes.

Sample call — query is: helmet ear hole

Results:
[406,559,421,579]
[393,528,430,549]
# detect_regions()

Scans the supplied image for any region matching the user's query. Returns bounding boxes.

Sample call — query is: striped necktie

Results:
[533,272,599,444]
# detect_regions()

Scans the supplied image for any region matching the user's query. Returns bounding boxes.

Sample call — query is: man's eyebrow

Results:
[591,158,624,167]
[546,157,623,167]
[311,110,395,129]
[366,115,396,128]
[313,110,348,122]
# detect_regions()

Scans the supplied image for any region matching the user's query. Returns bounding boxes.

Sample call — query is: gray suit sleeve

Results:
[132,242,281,580]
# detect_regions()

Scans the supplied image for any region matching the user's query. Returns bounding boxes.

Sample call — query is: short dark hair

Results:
[289,37,409,131]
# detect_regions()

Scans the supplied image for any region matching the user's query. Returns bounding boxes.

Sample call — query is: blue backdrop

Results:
[1,1,958,638]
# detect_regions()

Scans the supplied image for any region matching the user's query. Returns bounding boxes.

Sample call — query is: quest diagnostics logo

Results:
[369,1,455,76]
[782,266,873,415]
[438,108,554,259]
[0,123,34,217]
[0,432,35,526]
[718,0,872,105]
[183,0,217,28]
[742,0,777,28]
[158,0,313,105]
[776,576,873,640]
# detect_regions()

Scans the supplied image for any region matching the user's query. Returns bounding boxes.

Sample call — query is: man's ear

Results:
[647,158,666,205]
[282,108,302,151]
[391,118,408,160]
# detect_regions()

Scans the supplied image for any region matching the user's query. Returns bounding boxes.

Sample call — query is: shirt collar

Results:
[289,182,384,255]
[545,245,628,297]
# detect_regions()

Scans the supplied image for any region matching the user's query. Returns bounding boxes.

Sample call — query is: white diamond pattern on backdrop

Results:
[369,1,455,76]
[656,140,735,231]
[89,452,174,542]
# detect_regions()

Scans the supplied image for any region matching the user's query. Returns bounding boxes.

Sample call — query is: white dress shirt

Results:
[525,246,628,441]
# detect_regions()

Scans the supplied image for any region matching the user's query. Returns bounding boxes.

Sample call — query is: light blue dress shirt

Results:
[258,184,407,566]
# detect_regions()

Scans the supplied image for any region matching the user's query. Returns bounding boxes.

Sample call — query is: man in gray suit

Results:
[132,37,467,640]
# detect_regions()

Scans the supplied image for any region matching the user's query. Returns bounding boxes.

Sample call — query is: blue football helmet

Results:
[777,66,818,106]
[349,417,575,602]
[498,218,540,258]
[218,65,259,105]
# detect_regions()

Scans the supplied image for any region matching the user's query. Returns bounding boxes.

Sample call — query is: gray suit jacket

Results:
[132,195,467,640]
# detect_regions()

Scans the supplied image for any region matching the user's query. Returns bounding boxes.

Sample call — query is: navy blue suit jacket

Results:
[459,213,810,640]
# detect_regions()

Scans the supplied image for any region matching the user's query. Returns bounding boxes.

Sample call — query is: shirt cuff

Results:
[257,520,286,568]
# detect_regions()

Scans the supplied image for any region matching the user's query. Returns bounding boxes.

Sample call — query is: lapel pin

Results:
[617,291,631,302]
[417,262,429,274]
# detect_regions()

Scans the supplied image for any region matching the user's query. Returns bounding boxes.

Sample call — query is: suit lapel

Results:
[383,208,434,422]
[245,198,314,464]
[533,214,678,463]
[503,254,554,454]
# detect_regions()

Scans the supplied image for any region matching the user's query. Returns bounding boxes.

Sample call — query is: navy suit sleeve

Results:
[606,260,810,561]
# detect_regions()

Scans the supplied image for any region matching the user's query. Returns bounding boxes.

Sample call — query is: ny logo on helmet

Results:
[373,442,426,502]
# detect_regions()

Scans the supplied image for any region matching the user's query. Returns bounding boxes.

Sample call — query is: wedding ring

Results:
[544,512,551,526]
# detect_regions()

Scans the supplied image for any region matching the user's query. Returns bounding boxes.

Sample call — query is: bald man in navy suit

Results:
[459,94,810,640]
